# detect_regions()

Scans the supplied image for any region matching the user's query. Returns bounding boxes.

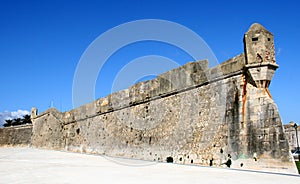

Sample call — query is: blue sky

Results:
[0,0,299,125]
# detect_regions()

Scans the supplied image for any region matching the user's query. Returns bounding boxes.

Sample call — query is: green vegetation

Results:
[296,161,300,174]
[3,114,32,127]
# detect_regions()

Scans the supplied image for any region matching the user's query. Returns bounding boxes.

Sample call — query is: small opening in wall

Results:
[209,159,213,166]
[76,128,80,135]
[268,38,271,41]
[179,157,182,161]
[166,157,174,163]
[252,37,258,41]
[191,160,193,164]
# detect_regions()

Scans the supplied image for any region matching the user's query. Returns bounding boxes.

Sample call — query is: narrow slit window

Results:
[252,37,258,41]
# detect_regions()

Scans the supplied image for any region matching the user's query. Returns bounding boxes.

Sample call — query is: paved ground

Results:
[0,147,299,184]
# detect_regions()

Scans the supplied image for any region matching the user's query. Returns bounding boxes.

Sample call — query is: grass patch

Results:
[296,161,300,174]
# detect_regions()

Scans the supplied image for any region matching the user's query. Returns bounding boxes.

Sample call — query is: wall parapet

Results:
[61,53,245,125]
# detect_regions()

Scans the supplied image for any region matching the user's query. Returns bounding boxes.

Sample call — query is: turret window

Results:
[252,37,258,41]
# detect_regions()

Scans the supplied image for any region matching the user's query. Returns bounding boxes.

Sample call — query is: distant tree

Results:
[2,114,32,127]
[3,119,13,127]
[22,114,31,124]
[12,118,22,126]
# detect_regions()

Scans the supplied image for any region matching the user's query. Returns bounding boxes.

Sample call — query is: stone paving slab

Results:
[0,147,299,184]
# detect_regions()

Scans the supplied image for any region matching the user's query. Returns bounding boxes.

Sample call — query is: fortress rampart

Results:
[0,125,32,146]
[1,23,298,174]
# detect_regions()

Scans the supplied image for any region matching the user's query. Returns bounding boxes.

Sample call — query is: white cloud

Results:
[11,110,30,118]
[0,110,30,127]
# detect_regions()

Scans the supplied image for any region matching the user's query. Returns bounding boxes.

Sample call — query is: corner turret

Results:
[244,23,278,88]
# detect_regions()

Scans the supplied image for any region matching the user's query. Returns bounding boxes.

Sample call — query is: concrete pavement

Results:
[0,147,299,184]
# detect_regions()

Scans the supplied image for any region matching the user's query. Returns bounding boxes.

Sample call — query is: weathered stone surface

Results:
[284,124,300,151]
[0,125,32,146]
[244,23,278,88]
[244,23,276,65]
[0,23,297,174]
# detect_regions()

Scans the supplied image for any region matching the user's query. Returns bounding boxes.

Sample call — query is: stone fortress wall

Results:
[0,125,32,146]
[1,23,298,173]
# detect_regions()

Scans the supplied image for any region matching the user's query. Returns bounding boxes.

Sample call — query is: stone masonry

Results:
[1,23,298,174]
[0,125,32,146]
